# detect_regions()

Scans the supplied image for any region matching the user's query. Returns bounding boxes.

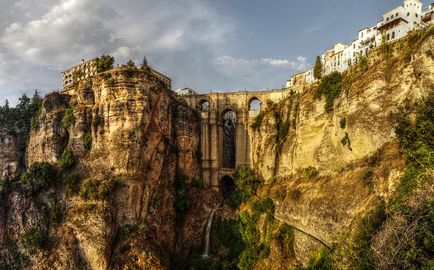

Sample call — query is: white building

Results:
[376,0,422,43]
[175,88,197,96]
[323,43,349,75]
[304,68,316,84]
[285,0,431,87]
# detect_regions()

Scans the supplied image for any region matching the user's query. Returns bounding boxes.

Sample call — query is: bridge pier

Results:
[180,87,299,187]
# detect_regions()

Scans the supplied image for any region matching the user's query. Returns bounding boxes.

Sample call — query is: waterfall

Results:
[202,211,215,258]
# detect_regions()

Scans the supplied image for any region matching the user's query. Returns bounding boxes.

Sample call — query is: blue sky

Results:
[0,0,430,104]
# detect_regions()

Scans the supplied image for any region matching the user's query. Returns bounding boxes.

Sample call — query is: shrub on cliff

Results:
[275,224,295,257]
[296,166,319,178]
[210,216,244,265]
[65,173,80,195]
[59,148,75,170]
[20,162,57,193]
[83,133,92,152]
[20,227,47,251]
[96,55,114,72]
[315,72,342,113]
[62,105,75,129]
[79,178,120,201]
[250,112,264,131]
[174,169,191,224]
[233,166,262,202]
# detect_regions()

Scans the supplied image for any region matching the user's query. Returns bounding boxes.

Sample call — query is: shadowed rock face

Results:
[0,68,219,270]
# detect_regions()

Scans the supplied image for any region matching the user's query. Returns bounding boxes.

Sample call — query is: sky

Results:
[0,0,430,104]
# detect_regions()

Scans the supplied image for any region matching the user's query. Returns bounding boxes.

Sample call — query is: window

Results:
[416,13,418,18]
[396,12,398,17]
[387,17,389,22]
[391,15,394,19]
[392,32,395,39]
[408,12,410,16]
[387,33,390,41]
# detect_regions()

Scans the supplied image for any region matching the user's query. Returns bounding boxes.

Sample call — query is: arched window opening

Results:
[219,175,235,199]
[222,110,236,169]
[392,32,395,39]
[249,98,261,112]
[387,33,390,41]
[199,100,210,111]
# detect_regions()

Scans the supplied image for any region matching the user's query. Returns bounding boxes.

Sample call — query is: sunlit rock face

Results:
[250,36,434,264]
[0,68,219,270]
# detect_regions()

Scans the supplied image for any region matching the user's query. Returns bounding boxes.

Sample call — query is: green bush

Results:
[174,169,191,224]
[305,247,333,270]
[353,201,387,269]
[65,173,80,195]
[251,112,264,131]
[211,216,244,264]
[288,188,302,200]
[296,167,319,178]
[96,55,115,72]
[391,91,434,206]
[363,169,374,186]
[238,244,263,270]
[190,178,207,189]
[358,56,369,72]
[275,224,295,257]
[339,117,347,129]
[252,198,275,216]
[79,178,120,201]
[315,72,342,113]
[59,148,75,170]
[21,162,57,192]
[20,228,46,250]
[233,166,262,202]
[62,107,75,129]
[83,133,92,151]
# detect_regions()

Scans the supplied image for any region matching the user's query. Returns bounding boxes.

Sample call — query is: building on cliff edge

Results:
[61,59,172,91]
[286,0,434,88]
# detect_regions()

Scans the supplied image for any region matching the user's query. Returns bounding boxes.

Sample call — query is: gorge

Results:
[0,26,433,270]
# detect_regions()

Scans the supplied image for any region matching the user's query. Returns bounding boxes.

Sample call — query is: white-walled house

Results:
[376,0,422,43]
[285,0,430,87]
[305,68,316,84]
[323,43,349,75]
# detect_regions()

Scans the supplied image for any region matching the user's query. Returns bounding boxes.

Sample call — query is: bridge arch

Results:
[198,99,210,112]
[219,175,235,199]
[248,97,261,112]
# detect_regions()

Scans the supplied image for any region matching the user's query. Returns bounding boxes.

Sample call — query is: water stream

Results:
[202,211,215,258]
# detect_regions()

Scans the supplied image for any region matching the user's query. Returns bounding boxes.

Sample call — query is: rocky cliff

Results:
[245,30,434,268]
[0,67,219,270]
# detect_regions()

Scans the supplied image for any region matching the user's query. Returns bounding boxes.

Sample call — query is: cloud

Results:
[0,0,233,103]
[214,55,309,70]
[1,0,119,65]
[290,56,310,71]
[212,55,310,90]
[214,55,296,68]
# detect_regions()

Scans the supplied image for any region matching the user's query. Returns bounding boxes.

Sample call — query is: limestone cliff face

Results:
[250,35,434,264]
[0,68,216,270]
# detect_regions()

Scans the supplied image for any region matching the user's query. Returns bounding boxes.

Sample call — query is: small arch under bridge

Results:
[181,87,301,187]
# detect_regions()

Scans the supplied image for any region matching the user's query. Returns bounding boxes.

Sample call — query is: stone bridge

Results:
[181,86,302,188]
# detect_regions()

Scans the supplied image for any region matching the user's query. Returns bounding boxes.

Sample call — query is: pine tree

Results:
[314,56,323,80]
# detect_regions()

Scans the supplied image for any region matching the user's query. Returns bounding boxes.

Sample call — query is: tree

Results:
[126,60,135,68]
[96,55,115,73]
[314,55,323,80]
[142,56,148,67]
